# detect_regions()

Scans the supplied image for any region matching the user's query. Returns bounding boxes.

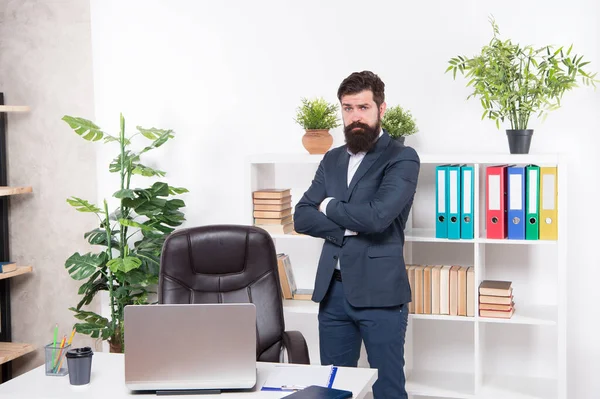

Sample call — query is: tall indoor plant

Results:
[294,97,340,154]
[446,17,598,153]
[381,105,418,144]
[62,114,188,352]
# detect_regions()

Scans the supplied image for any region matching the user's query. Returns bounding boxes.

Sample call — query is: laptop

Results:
[124,303,257,394]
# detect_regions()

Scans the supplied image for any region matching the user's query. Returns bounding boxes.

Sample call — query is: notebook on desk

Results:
[123,303,257,393]
[282,385,353,398]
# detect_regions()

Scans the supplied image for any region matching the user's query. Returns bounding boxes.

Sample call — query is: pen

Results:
[52,335,66,373]
[67,327,76,346]
[52,323,58,365]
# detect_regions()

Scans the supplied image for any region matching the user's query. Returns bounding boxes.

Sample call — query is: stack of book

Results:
[252,188,294,234]
[478,280,514,318]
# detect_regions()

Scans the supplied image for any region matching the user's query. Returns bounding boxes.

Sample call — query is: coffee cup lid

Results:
[66,347,94,358]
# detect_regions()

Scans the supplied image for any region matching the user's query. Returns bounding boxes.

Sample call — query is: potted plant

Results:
[294,97,340,154]
[446,16,598,153]
[381,105,418,144]
[62,113,188,353]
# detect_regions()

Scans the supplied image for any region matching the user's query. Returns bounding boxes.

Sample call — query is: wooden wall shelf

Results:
[0,186,33,197]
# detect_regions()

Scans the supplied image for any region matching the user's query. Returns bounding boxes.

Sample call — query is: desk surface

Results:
[0,352,377,398]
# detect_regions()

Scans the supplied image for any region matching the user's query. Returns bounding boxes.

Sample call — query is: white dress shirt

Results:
[319,130,384,269]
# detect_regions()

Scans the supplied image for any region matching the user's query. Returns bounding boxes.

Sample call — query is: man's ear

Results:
[379,102,387,118]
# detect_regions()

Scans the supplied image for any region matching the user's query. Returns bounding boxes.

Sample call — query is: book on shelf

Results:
[276,253,296,299]
[406,264,475,317]
[478,280,514,318]
[253,188,291,199]
[293,288,313,300]
[0,261,16,273]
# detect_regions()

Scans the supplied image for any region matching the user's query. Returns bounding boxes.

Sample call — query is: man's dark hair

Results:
[337,71,385,108]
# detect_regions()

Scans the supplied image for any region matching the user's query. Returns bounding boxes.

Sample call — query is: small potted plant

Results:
[294,97,340,154]
[446,16,598,154]
[381,105,418,144]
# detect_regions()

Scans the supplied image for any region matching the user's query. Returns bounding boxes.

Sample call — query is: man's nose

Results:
[351,113,362,122]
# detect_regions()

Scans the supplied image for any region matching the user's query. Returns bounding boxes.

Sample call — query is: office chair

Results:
[158,224,310,364]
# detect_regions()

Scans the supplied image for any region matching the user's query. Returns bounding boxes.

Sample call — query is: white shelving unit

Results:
[246,152,566,399]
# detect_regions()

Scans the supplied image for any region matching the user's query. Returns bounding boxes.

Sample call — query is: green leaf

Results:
[139,129,175,154]
[84,228,118,247]
[69,308,112,339]
[132,164,166,177]
[113,189,136,199]
[62,116,104,141]
[107,256,142,273]
[169,186,189,195]
[150,182,170,197]
[67,197,101,213]
[65,252,107,280]
[118,218,154,231]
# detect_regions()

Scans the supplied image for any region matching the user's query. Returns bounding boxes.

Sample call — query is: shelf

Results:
[283,299,317,314]
[480,374,557,399]
[478,304,556,326]
[0,266,32,281]
[412,313,474,322]
[0,105,30,113]
[284,300,554,325]
[0,342,35,365]
[477,236,557,245]
[0,186,33,197]
[405,228,557,245]
[405,228,474,243]
[248,152,561,166]
[406,370,475,398]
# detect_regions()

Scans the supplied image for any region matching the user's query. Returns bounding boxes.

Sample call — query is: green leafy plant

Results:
[62,113,188,352]
[381,105,418,138]
[446,16,598,130]
[294,97,340,130]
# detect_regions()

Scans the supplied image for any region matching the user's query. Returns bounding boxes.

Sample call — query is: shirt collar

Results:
[347,129,384,156]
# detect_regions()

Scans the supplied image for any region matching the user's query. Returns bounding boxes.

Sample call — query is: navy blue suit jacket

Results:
[293,131,420,308]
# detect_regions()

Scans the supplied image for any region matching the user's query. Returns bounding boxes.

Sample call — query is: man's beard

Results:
[344,119,380,154]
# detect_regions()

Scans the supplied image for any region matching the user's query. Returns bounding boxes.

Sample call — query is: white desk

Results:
[0,353,377,398]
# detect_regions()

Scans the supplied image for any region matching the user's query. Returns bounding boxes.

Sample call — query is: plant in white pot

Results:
[381,105,418,144]
[294,97,340,154]
[447,16,598,153]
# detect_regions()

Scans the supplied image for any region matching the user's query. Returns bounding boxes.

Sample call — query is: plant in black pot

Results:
[380,105,418,145]
[446,16,598,154]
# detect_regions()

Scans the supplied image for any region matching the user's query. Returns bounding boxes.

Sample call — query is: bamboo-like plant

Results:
[62,113,188,352]
[447,16,598,130]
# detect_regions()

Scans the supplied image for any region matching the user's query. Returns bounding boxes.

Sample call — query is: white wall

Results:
[89,0,599,397]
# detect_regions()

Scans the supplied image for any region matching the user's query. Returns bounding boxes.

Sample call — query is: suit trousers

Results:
[318,277,409,399]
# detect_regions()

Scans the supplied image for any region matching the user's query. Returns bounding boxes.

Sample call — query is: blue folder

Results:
[460,165,474,239]
[447,164,462,239]
[435,164,450,238]
[507,165,526,239]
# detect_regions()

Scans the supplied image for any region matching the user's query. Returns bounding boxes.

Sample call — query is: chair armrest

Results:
[282,330,310,364]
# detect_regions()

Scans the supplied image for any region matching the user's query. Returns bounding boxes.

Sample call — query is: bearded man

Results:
[294,70,421,399]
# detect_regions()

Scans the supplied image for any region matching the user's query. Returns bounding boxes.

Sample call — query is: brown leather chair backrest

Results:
[158,224,286,362]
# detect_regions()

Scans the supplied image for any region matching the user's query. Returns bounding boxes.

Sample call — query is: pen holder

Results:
[45,342,71,376]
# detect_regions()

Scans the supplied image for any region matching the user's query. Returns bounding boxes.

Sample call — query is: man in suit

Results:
[294,71,420,398]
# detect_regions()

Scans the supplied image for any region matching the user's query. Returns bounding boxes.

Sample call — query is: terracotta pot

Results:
[109,338,123,353]
[302,129,333,154]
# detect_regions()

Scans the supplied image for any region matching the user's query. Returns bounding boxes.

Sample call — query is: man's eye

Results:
[344,107,352,112]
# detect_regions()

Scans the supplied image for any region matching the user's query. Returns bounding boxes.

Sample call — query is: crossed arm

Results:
[294,148,420,242]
